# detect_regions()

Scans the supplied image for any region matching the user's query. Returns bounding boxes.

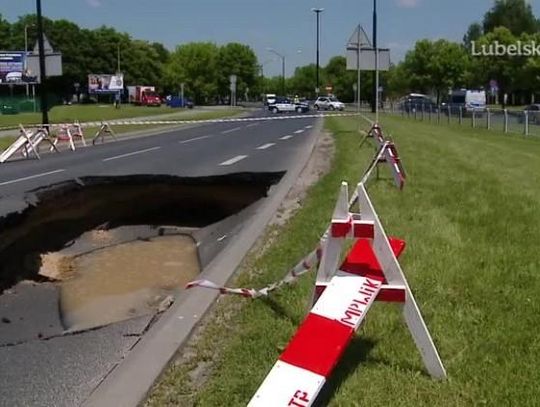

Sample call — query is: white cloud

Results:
[86,0,102,8]
[396,0,420,8]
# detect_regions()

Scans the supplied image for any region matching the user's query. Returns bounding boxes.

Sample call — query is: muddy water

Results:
[59,235,199,331]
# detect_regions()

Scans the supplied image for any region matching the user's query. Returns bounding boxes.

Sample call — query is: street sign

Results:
[347,25,371,48]
[346,48,391,71]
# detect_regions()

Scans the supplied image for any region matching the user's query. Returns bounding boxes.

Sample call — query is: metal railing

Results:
[375,103,540,137]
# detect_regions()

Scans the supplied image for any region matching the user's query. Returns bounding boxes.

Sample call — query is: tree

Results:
[470,27,525,105]
[464,22,483,48]
[483,0,540,36]
[0,14,11,50]
[325,56,356,102]
[164,42,219,104]
[217,43,258,100]
[400,39,469,103]
[289,64,320,98]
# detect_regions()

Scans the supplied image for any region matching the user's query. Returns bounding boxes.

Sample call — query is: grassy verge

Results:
[0,105,238,127]
[147,115,540,406]
[0,109,243,151]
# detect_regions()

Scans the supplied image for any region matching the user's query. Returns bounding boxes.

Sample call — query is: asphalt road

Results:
[0,110,319,406]
[0,110,317,197]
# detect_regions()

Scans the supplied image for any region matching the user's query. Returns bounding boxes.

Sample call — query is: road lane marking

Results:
[256,143,276,150]
[219,155,248,166]
[280,135,293,140]
[102,146,161,162]
[246,123,259,128]
[179,135,211,144]
[222,127,242,134]
[0,169,66,186]
[294,129,305,134]
[305,125,313,129]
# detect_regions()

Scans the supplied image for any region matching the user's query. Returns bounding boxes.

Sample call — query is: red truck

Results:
[128,86,162,106]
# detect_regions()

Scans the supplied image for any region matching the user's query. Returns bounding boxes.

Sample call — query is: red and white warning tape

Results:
[186,237,326,298]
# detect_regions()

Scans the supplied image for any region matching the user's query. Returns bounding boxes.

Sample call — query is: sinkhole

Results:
[0,173,282,332]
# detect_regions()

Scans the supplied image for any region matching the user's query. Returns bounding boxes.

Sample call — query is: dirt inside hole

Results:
[57,234,199,332]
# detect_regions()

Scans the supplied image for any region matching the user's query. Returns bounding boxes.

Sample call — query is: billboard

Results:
[88,74,124,94]
[0,52,38,84]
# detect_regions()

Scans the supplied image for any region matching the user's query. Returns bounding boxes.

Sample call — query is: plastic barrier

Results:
[248,182,446,406]
[0,124,58,163]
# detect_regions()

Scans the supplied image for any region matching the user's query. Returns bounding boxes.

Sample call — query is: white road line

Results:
[280,135,293,140]
[246,123,259,128]
[305,125,313,129]
[179,135,211,144]
[102,146,161,162]
[219,155,248,166]
[221,127,242,134]
[294,129,305,134]
[0,169,66,186]
[256,143,276,150]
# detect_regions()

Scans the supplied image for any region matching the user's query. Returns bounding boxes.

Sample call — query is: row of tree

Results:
[386,0,540,105]
[268,0,540,106]
[1,0,538,105]
[0,14,262,104]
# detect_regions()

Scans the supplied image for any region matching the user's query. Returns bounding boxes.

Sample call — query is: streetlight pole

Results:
[267,48,286,95]
[312,8,324,97]
[36,0,49,127]
[371,0,378,113]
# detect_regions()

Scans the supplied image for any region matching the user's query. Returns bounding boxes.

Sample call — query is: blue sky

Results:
[2,0,540,76]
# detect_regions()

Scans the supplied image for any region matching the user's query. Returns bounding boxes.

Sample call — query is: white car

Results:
[314,96,345,111]
[5,72,22,83]
[268,98,309,114]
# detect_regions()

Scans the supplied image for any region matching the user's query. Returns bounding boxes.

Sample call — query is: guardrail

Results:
[374,103,540,137]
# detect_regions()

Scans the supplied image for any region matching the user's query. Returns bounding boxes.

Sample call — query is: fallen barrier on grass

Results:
[248,182,446,406]
[0,124,58,163]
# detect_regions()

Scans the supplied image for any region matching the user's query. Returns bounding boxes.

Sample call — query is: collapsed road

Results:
[0,111,320,406]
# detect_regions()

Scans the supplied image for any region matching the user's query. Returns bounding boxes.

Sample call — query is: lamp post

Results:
[267,48,286,95]
[36,0,49,127]
[371,0,378,113]
[312,8,324,97]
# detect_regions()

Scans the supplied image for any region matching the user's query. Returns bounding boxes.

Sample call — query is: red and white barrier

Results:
[0,124,58,163]
[249,181,446,406]
[51,121,86,151]
[360,123,406,190]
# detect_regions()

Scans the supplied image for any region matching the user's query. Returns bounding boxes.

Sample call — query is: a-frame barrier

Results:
[51,121,86,151]
[360,123,406,190]
[0,125,58,164]
[92,122,117,145]
[248,182,446,407]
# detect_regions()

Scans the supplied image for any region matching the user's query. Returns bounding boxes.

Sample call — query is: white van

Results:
[444,89,487,115]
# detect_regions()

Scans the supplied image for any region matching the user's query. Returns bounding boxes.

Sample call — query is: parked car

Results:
[314,96,345,111]
[399,93,438,113]
[441,89,486,116]
[519,104,540,124]
[268,97,309,113]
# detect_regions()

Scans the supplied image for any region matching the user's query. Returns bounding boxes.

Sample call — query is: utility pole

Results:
[36,0,49,126]
[312,8,324,97]
[371,0,378,113]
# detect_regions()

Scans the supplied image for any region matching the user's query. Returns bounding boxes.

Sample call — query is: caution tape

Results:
[0,112,360,133]
[186,237,326,298]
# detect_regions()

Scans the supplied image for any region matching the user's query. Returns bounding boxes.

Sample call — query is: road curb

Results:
[82,117,325,407]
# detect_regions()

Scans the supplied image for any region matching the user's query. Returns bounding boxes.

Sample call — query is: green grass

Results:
[0,104,228,127]
[0,109,243,151]
[147,115,540,406]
